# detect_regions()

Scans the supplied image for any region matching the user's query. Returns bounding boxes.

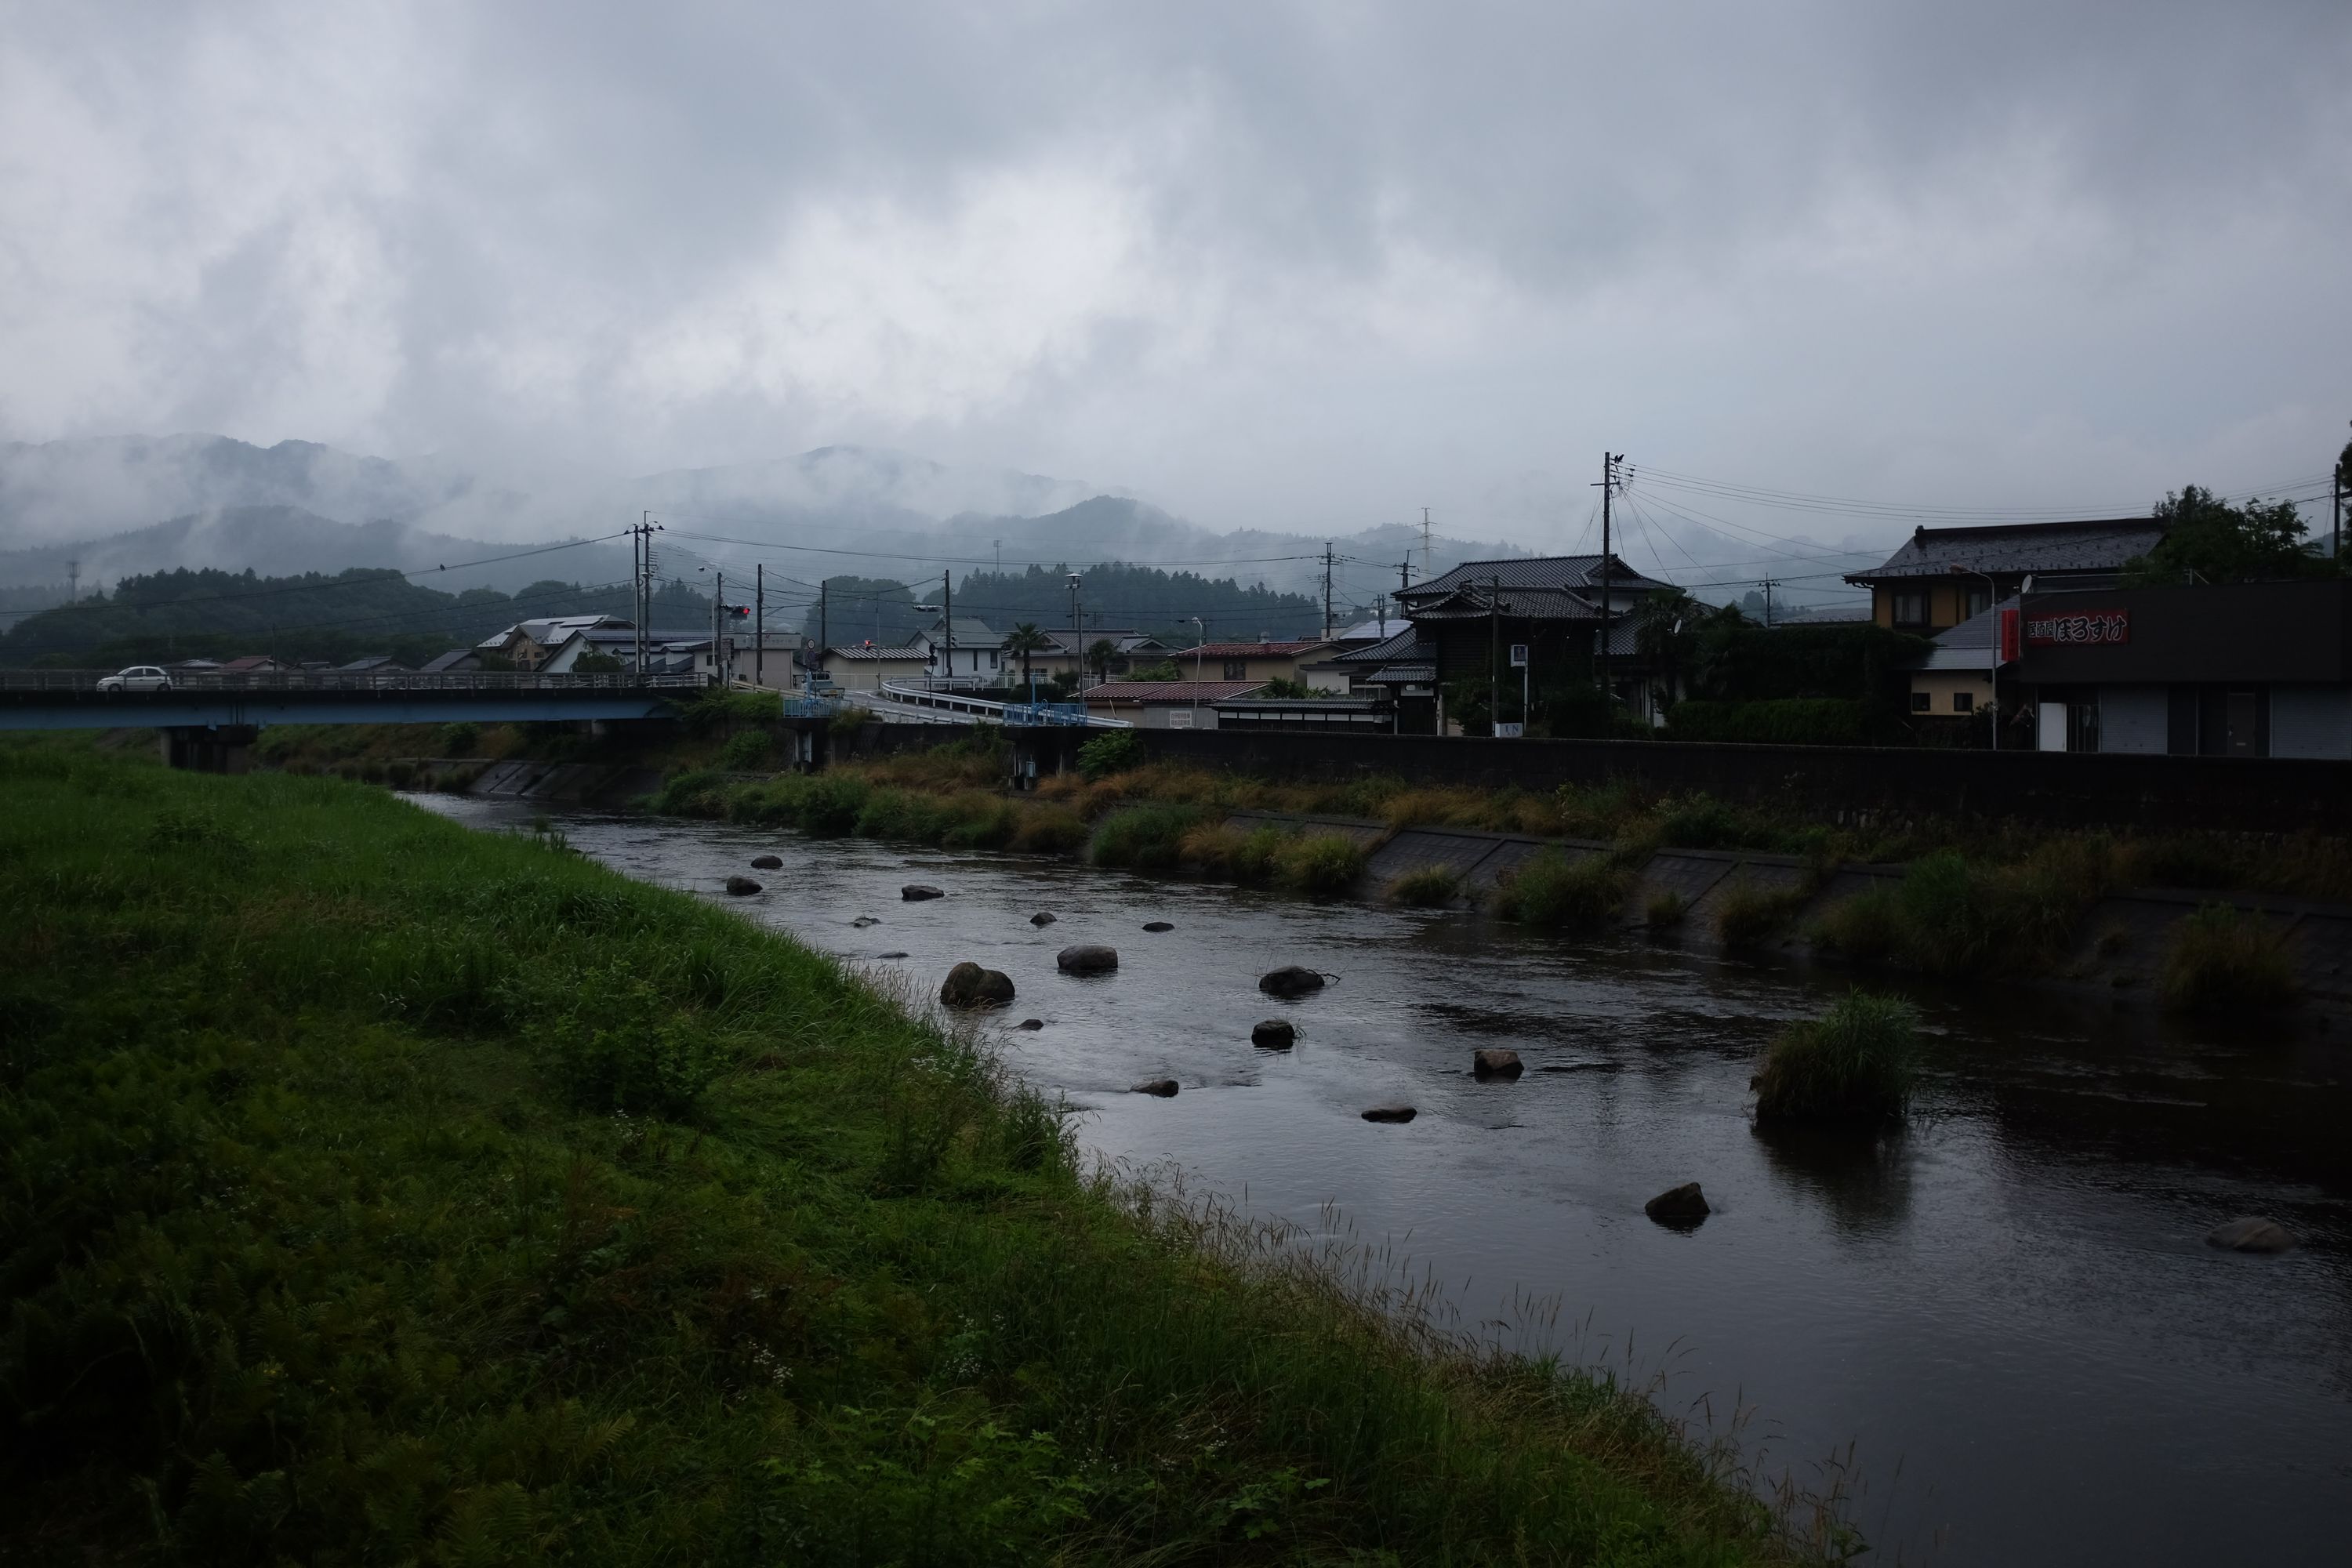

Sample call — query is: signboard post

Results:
[1508,643,1530,735]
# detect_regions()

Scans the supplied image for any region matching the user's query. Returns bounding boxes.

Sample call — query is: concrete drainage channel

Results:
[1221,808,2352,1017]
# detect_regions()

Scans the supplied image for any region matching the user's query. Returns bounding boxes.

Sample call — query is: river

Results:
[412,793,2352,1566]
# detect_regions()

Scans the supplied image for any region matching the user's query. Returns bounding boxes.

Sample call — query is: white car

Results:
[96,665,173,693]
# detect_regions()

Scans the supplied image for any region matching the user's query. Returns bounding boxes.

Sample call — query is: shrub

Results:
[1654,793,1790,852]
[1753,990,1920,1123]
[2157,904,2299,1012]
[1076,728,1147,781]
[652,768,732,818]
[1387,864,1462,907]
[1713,877,1805,948]
[1276,833,1367,898]
[435,764,483,793]
[797,773,871,837]
[1010,804,1089,856]
[719,729,775,770]
[1090,803,1204,871]
[437,720,481,757]
[1495,849,1625,931]
[384,760,417,789]
[1178,822,1287,884]
[1813,844,2113,978]
[1645,890,1687,928]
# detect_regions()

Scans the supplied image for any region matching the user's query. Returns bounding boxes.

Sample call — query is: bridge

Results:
[0,669,707,731]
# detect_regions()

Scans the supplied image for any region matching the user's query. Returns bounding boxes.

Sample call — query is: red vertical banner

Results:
[1998,607,2020,664]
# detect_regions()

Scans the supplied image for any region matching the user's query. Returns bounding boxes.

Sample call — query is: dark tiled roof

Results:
[1401,554,1675,598]
[1367,662,1436,684]
[825,643,930,660]
[1846,519,2162,583]
[1335,627,1428,664]
[419,651,480,672]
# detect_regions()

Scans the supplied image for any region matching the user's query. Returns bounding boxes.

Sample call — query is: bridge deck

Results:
[0,671,709,730]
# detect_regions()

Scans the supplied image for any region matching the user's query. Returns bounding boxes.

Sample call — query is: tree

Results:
[574,649,624,673]
[1004,622,1052,697]
[2127,485,2323,585]
[1128,659,1184,682]
[1086,639,1116,682]
[1258,677,1315,699]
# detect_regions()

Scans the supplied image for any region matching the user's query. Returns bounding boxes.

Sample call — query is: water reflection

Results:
[1752,1123,1917,1238]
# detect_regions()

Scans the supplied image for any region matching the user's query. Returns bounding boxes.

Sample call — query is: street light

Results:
[1947,563,2001,751]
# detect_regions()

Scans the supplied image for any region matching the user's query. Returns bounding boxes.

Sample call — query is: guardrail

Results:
[877,681,1128,728]
[0,670,706,695]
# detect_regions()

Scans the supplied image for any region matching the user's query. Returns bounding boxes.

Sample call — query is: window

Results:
[1222,660,1248,679]
[1951,691,1973,713]
[1910,691,1930,713]
[1963,586,1991,620]
[1891,589,1929,627]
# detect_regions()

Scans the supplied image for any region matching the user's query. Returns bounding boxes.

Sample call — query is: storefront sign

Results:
[2024,608,2129,647]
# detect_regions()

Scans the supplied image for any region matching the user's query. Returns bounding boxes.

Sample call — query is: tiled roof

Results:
[1401,554,1675,598]
[1189,640,1334,659]
[418,650,479,672]
[1083,680,1269,703]
[1367,662,1436,684]
[1335,627,1428,664]
[1846,520,2161,583]
[825,643,931,660]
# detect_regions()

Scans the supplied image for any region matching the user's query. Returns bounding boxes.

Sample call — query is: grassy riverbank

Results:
[0,738,1820,1565]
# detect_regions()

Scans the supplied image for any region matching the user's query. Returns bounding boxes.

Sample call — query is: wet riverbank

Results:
[414,793,2352,1566]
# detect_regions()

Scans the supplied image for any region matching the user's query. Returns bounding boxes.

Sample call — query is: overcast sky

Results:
[4,0,2349,576]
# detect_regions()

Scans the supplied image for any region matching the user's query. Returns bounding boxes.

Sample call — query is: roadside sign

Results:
[1509,643,1529,667]
[1494,721,1524,738]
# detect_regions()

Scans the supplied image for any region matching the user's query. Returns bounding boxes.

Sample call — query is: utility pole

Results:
[1322,543,1335,640]
[712,570,723,686]
[1399,557,1412,595]
[755,564,764,688]
[1596,453,1623,701]
[818,579,829,671]
[1421,508,1433,583]
[66,559,78,603]
[1067,572,1082,692]
[942,570,953,688]
[1490,573,1502,737]
[2336,419,2347,565]
[1761,578,1778,628]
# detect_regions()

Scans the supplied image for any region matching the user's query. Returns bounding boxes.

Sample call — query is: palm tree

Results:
[1006,622,1051,702]
[1086,638,1116,687]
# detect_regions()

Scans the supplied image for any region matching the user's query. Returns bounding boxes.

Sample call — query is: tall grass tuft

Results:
[1753,990,1920,1123]
[1276,833,1367,898]
[2157,904,2299,1012]
[1495,849,1626,932]
[1387,863,1462,907]
[1088,801,1204,871]
[1714,878,1806,948]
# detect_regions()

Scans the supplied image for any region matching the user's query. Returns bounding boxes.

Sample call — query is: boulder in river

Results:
[938,962,1016,1009]
[902,884,945,902]
[1057,945,1119,975]
[1016,1018,1044,1031]
[724,875,762,896]
[750,854,783,869]
[1030,911,1057,926]
[1644,1182,1711,1229]
[1472,1047,1524,1080]
[876,951,909,960]
[1251,1019,1297,1050]
[1142,920,1174,933]
[1259,965,1327,999]
[851,916,880,928]
[1133,1078,1179,1097]
[1361,1104,1417,1123]
[2205,1217,2295,1254]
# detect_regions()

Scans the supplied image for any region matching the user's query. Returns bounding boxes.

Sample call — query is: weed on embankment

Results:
[0,739,1821,1564]
[1753,992,1922,1124]
[2157,904,2301,1013]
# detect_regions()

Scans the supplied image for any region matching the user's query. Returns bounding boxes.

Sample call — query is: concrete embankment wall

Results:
[999,726,2352,836]
[1225,808,2352,1015]
[429,757,665,808]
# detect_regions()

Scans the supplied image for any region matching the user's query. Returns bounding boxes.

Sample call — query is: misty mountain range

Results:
[0,434,1877,623]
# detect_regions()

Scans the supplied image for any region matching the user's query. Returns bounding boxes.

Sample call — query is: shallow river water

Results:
[414,795,2352,1566]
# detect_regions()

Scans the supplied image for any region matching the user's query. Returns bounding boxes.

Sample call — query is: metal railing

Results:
[877,681,1129,728]
[0,669,706,695]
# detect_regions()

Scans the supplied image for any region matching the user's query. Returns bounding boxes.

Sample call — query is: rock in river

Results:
[724,875,762,896]
[1644,1182,1711,1228]
[1472,1047,1523,1080]
[2206,1217,2295,1254]
[1030,911,1057,926]
[1259,965,1327,999]
[851,916,880,927]
[1361,1104,1416,1123]
[902,884,945,902]
[1250,1019,1297,1049]
[1057,944,1119,975]
[938,962,1015,1009]
[1132,1078,1179,1097]
[750,854,783,869]
[1142,920,1174,932]
[1016,1018,1044,1030]
[875,951,909,960]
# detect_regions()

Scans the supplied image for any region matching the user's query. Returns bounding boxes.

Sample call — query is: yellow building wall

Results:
[1911,668,1993,717]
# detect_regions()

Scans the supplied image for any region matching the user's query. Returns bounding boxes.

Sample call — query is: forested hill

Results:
[0,567,717,670]
[942,562,1323,644]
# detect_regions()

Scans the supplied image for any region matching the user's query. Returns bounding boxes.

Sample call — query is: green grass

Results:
[1751,992,1921,1124]
[1388,864,1464,908]
[1496,849,1628,933]
[1645,890,1688,930]
[1089,801,1208,872]
[0,742,1816,1563]
[1275,833,1367,898]
[2156,904,2300,1013]
[1711,879,1806,949]
[1812,842,2114,978]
